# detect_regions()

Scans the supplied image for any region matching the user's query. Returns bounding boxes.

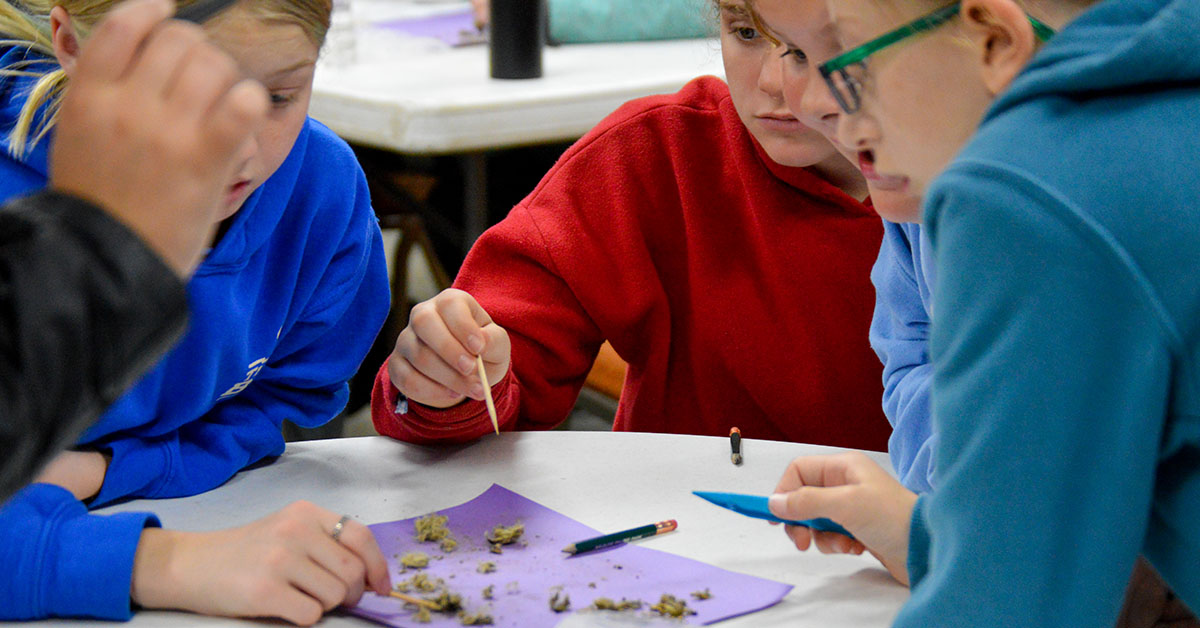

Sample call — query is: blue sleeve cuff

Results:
[48,509,161,619]
[0,483,160,620]
[92,437,173,506]
[907,494,932,587]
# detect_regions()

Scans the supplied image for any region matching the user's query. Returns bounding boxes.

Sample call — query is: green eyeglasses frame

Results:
[819,2,1056,114]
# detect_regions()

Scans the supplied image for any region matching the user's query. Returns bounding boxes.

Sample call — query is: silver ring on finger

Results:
[331,514,352,542]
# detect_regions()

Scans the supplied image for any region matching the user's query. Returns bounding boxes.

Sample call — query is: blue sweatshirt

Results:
[0,49,389,620]
[899,0,1200,626]
[870,221,937,493]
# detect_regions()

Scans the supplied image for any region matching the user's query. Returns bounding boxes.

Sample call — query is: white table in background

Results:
[311,1,726,248]
[32,432,907,627]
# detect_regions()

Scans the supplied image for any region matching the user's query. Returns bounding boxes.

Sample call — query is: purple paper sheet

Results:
[373,9,484,46]
[348,485,792,627]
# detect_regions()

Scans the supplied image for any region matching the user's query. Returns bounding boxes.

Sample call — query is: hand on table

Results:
[388,288,511,410]
[49,0,269,278]
[768,452,918,585]
[130,501,391,626]
[1117,557,1200,628]
[32,449,109,501]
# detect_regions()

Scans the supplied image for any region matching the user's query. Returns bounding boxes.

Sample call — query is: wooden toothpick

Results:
[388,590,438,609]
[476,355,499,435]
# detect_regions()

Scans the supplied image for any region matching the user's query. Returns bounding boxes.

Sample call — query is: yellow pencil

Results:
[476,355,499,434]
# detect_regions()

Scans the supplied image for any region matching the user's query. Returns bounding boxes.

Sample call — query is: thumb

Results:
[769,485,855,525]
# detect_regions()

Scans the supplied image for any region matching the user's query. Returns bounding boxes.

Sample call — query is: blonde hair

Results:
[0,0,331,159]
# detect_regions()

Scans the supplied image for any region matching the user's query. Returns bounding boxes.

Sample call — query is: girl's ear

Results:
[49,6,82,77]
[960,0,1039,95]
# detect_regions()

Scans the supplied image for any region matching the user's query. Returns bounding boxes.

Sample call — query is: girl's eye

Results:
[780,48,808,63]
[731,26,759,42]
[270,93,296,107]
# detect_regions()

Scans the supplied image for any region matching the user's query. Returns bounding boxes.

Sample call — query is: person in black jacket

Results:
[0,0,268,500]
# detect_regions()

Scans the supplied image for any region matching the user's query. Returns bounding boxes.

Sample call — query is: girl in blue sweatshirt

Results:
[0,0,392,623]
[750,0,936,496]
[756,0,1200,626]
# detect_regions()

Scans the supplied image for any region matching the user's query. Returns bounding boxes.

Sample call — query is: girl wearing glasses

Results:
[373,0,917,449]
[754,0,942,497]
[759,0,1200,627]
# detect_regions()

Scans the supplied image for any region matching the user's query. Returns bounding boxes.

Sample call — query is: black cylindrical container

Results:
[489,0,546,79]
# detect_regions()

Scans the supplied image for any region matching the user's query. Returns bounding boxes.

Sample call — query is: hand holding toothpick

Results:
[386,289,511,423]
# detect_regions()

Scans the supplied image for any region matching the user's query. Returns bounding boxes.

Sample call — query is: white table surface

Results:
[34,432,907,627]
[310,2,726,154]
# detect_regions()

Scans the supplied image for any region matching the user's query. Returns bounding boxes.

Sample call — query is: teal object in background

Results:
[549,0,713,44]
[693,491,856,539]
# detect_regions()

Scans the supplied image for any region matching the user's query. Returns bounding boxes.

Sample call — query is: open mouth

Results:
[223,180,253,210]
[858,149,877,174]
[858,150,909,192]
[227,180,251,199]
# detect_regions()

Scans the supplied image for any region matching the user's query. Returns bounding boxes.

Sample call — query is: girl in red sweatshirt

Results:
[372,0,895,449]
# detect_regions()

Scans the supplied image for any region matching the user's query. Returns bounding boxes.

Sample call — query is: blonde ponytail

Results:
[0,0,332,159]
[0,1,63,159]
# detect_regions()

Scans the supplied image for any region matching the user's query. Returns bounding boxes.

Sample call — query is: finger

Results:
[774,456,835,494]
[434,291,492,358]
[162,39,240,121]
[387,352,469,406]
[201,78,269,159]
[327,520,392,596]
[812,529,856,555]
[774,453,872,495]
[410,302,478,377]
[259,583,324,627]
[125,21,208,98]
[783,524,813,551]
[288,556,349,612]
[73,0,173,83]
[479,322,511,366]
[769,485,857,528]
[305,536,367,607]
[396,332,479,399]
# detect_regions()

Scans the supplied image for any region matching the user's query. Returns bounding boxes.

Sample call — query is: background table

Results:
[311,1,727,249]
[313,2,725,154]
[37,433,908,627]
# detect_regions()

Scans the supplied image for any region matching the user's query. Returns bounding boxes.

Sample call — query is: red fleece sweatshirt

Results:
[373,76,889,450]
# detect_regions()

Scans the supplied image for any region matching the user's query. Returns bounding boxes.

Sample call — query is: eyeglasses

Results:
[818,2,1056,114]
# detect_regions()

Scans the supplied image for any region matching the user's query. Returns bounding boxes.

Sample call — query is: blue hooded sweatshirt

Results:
[899,0,1200,626]
[0,48,389,620]
[870,220,937,493]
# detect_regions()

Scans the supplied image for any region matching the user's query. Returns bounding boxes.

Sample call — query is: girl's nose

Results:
[757,43,786,99]
[836,108,875,154]
[233,132,260,169]
[798,63,842,125]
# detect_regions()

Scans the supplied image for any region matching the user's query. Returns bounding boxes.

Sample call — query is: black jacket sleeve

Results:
[0,190,189,501]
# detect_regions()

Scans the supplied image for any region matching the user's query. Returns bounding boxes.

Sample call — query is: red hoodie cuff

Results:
[371,360,519,445]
